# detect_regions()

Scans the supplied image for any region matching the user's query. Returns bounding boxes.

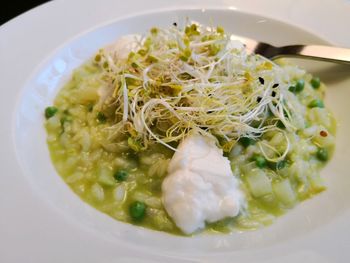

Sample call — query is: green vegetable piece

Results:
[102,61,109,69]
[310,77,321,89]
[185,24,199,36]
[128,51,136,60]
[316,148,328,162]
[94,54,101,62]
[114,170,128,182]
[276,120,286,129]
[179,55,189,62]
[288,79,304,93]
[295,79,305,92]
[209,44,220,56]
[288,86,297,93]
[183,48,191,57]
[137,49,147,56]
[97,112,106,123]
[217,26,224,34]
[128,137,145,152]
[45,106,58,119]
[190,24,197,31]
[308,99,324,108]
[87,103,94,112]
[254,155,267,168]
[276,160,287,170]
[129,201,146,221]
[150,27,159,35]
[183,37,190,47]
[239,137,256,148]
[268,160,287,170]
[144,37,152,49]
[146,55,158,63]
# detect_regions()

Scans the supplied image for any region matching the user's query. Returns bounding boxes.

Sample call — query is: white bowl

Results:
[5,6,350,263]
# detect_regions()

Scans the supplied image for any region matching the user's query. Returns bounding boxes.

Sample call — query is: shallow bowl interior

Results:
[14,8,350,256]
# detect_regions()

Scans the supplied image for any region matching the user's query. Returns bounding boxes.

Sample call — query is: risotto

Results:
[45,24,336,235]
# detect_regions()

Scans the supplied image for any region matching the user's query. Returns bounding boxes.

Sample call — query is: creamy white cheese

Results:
[162,134,245,234]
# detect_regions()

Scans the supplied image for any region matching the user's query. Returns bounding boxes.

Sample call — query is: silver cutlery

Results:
[231,34,350,64]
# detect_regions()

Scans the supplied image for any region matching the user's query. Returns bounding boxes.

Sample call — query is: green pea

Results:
[45,106,58,119]
[288,79,304,93]
[268,160,287,170]
[254,155,267,168]
[310,77,321,89]
[316,148,328,162]
[295,79,305,92]
[308,99,324,108]
[276,160,287,170]
[129,201,146,221]
[97,112,106,123]
[114,170,128,182]
[288,86,296,93]
[239,137,256,148]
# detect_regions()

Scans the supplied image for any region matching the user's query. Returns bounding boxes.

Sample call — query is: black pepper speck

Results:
[258,77,265,85]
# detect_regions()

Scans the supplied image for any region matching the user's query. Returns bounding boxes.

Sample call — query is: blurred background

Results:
[1,0,50,25]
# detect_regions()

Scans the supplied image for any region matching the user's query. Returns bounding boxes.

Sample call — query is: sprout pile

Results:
[93,24,300,160]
